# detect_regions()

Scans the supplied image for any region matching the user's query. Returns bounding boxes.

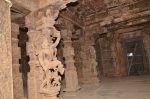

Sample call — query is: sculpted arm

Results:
[58,63,65,75]
[52,32,61,48]
[38,51,46,71]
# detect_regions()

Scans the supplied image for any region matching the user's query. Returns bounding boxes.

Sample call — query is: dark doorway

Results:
[124,38,148,76]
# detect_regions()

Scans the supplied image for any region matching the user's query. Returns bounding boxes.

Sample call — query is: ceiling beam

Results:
[59,13,84,29]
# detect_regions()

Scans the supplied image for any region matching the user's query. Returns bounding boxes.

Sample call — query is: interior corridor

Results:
[60,75,150,99]
[0,0,150,99]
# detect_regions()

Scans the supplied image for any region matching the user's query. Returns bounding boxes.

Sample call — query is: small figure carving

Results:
[39,59,64,96]
[38,38,59,68]
[89,46,98,75]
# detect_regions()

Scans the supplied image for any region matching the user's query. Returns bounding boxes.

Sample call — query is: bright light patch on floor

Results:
[127,53,133,57]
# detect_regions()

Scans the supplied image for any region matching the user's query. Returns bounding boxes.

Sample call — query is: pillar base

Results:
[63,86,81,92]
[63,85,81,96]
[81,77,100,85]
[41,95,58,99]
[63,87,81,96]
[63,92,77,96]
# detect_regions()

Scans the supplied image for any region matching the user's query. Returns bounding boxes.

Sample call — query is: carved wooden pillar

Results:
[0,0,13,99]
[61,28,80,93]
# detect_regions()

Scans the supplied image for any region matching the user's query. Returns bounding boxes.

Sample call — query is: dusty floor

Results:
[60,75,150,99]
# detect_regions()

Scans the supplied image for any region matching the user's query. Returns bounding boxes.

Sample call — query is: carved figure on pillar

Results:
[89,46,98,76]
[27,0,77,99]
[37,33,65,95]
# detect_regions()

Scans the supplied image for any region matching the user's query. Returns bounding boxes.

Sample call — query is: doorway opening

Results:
[124,38,148,76]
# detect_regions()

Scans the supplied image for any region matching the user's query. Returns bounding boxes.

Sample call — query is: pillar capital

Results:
[4,0,12,7]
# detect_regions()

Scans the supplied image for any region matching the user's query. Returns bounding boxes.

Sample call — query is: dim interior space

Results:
[0,0,150,99]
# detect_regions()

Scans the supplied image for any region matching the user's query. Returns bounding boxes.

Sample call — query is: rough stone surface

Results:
[0,0,13,99]
[78,0,150,77]
[11,23,25,99]
[12,0,38,11]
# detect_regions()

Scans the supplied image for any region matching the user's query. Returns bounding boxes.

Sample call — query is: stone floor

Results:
[60,75,150,99]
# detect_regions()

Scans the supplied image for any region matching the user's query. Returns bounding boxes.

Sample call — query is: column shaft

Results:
[0,0,13,99]
[62,29,80,92]
[11,23,25,99]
